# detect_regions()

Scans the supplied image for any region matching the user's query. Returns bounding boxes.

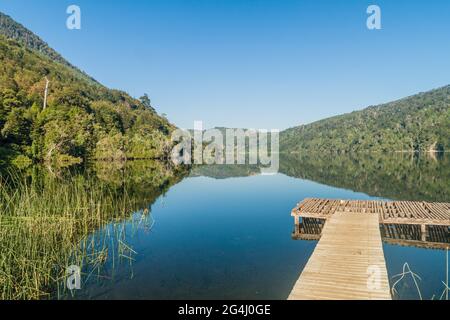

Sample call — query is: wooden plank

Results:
[292,199,450,226]
[289,212,391,300]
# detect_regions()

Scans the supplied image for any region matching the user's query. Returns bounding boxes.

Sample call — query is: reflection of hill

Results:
[0,161,188,299]
[187,154,449,202]
[190,164,261,179]
[91,161,189,212]
[19,161,190,215]
[280,153,450,202]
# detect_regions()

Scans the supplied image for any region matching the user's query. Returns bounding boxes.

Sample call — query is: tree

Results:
[1,107,31,146]
[0,30,173,163]
[139,93,155,112]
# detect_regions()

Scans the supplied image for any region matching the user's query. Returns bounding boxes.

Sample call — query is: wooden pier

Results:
[289,199,450,300]
[292,198,450,226]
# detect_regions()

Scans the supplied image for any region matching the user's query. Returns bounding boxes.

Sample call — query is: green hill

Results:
[281,86,450,153]
[0,12,173,165]
[0,12,96,83]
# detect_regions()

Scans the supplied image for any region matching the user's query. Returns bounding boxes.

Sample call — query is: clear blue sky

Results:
[1,0,449,130]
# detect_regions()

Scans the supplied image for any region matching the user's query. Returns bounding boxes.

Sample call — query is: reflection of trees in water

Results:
[280,153,450,202]
[0,161,188,300]
[90,160,189,212]
[183,154,449,202]
[189,164,261,179]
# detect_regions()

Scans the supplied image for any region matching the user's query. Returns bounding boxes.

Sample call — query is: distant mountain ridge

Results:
[280,86,450,153]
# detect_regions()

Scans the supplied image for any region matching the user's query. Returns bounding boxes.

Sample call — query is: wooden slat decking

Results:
[289,212,391,300]
[292,198,450,226]
[289,199,449,300]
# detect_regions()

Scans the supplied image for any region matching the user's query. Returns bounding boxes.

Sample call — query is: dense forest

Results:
[0,12,174,165]
[281,86,450,153]
[2,10,449,166]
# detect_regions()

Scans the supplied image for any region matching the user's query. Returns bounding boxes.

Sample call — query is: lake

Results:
[0,153,448,300]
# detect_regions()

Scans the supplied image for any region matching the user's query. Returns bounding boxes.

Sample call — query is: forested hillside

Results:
[0,13,174,165]
[281,86,450,153]
[0,12,95,83]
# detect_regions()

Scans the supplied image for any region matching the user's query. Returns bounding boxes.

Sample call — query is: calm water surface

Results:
[3,154,447,300]
[67,154,449,300]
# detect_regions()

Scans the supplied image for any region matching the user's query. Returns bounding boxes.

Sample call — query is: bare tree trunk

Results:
[43,77,50,110]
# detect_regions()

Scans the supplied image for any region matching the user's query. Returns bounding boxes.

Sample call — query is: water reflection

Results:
[0,153,448,300]
[0,161,188,299]
[280,152,450,202]
[191,153,450,201]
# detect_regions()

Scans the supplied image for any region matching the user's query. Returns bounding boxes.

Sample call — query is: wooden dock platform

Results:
[289,199,449,300]
[289,212,391,300]
[292,198,450,226]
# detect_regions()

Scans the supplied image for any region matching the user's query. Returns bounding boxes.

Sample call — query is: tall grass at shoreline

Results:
[0,162,186,300]
[0,171,132,299]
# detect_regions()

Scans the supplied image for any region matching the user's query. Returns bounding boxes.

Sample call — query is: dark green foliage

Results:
[139,93,155,112]
[281,86,450,153]
[190,164,261,179]
[280,153,450,202]
[1,107,32,146]
[0,15,174,164]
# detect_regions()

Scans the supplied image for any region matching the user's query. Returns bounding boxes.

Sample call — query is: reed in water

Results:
[0,162,186,300]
